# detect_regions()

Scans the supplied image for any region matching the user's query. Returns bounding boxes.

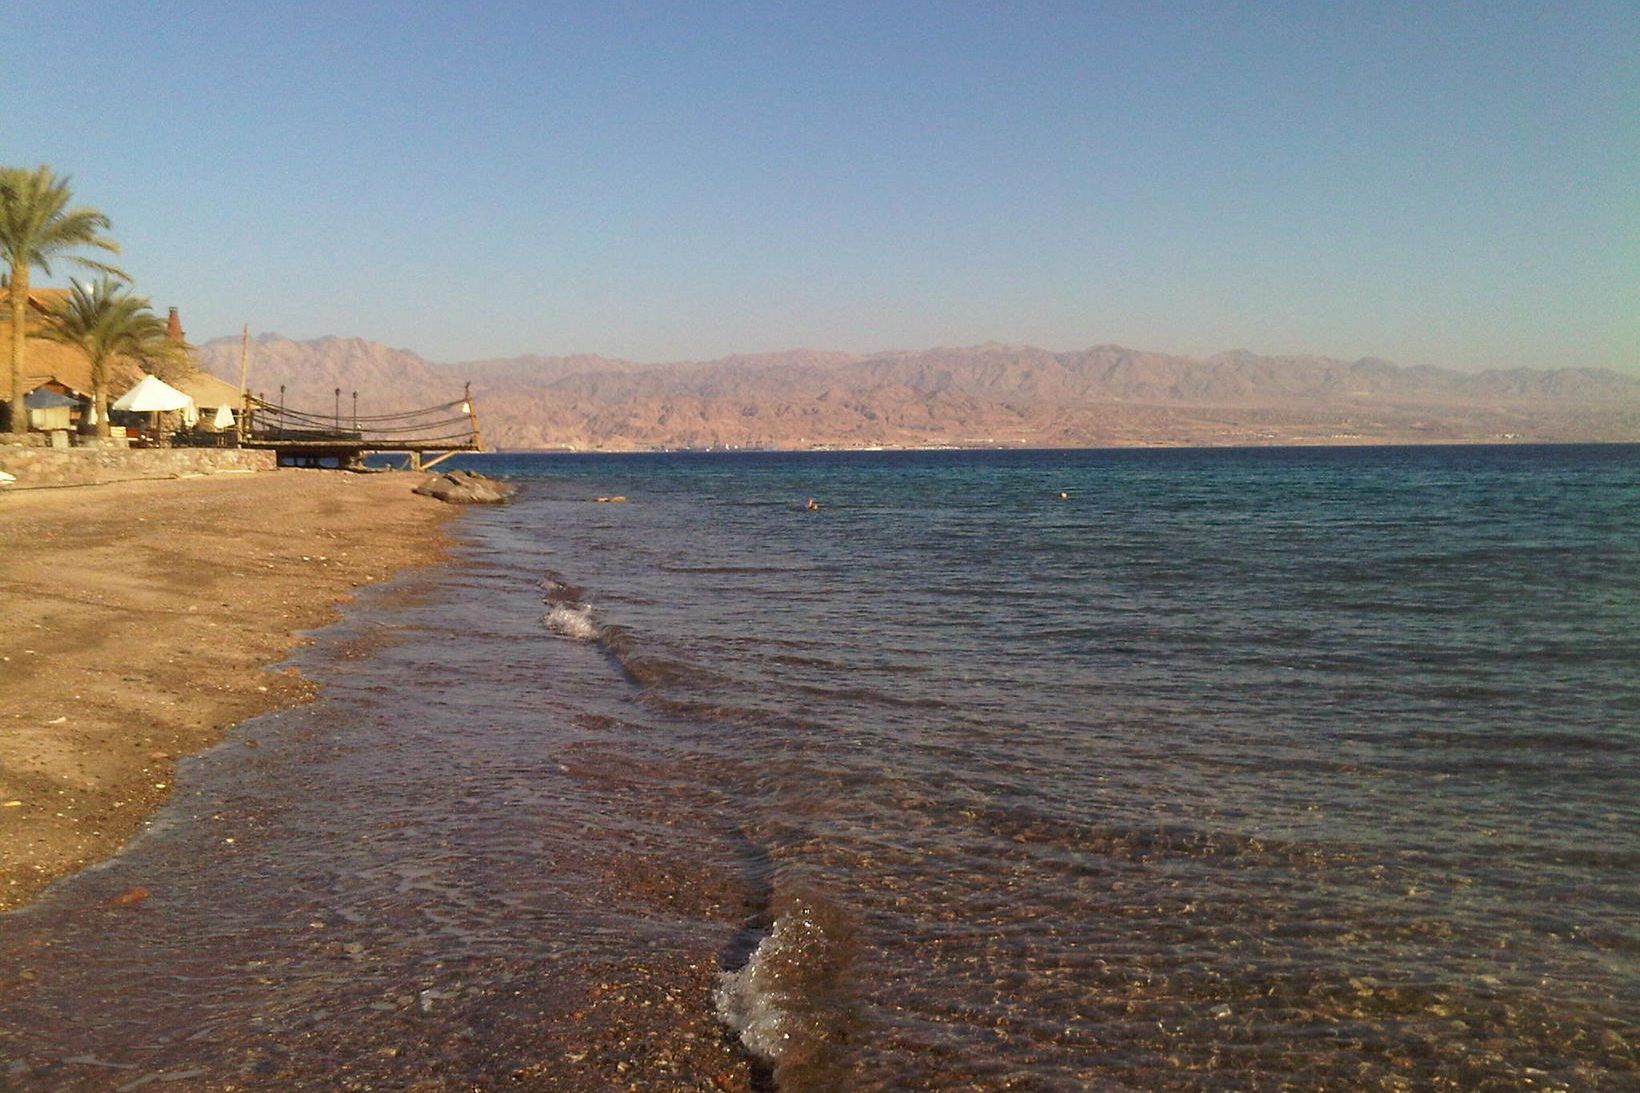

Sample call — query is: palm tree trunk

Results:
[90,353,110,439]
[6,264,28,435]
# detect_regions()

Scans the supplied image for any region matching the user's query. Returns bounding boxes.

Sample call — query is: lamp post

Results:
[334,387,341,431]
[352,390,358,432]
[461,381,483,451]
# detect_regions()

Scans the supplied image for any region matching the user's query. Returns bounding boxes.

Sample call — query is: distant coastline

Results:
[200,335,1640,453]
[453,436,1638,455]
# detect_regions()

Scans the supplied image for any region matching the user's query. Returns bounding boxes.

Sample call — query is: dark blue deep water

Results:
[464,444,1639,1088]
[4,444,1636,1090]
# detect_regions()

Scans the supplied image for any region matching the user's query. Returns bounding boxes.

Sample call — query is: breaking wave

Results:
[544,602,600,642]
[541,571,605,639]
[539,572,697,688]
[714,890,853,1079]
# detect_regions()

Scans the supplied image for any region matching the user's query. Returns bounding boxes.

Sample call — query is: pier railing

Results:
[241,385,484,469]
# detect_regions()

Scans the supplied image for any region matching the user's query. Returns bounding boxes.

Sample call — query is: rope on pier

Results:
[246,393,480,448]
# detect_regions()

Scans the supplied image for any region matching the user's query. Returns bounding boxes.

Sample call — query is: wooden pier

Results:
[241,384,485,469]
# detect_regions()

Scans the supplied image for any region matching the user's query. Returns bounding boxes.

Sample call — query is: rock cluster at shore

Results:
[412,469,517,504]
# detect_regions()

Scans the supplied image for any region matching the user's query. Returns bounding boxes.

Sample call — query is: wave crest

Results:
[539,571,584,605]
[544,603,601,641]
[540,570,704,688]
[714,891,853,1071]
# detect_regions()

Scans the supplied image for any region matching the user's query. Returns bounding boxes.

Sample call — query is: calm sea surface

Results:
[3,444,1637,1090]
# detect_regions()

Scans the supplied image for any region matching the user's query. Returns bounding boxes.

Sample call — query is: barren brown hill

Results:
[197,335,1640,450]
[219,334,452,409]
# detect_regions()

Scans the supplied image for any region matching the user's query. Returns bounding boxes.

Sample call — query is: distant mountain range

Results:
[197,334,1640,450]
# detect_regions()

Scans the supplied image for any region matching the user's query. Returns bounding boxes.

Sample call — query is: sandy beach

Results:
[0,468,767,1090]
[0,469,454,911]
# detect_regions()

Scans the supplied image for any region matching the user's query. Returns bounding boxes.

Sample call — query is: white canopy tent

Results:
[112,374,200,437]
[112,374,193,413]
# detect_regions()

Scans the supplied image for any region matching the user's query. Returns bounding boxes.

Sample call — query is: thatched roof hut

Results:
[0,288,147,409]
[173,370,243,411]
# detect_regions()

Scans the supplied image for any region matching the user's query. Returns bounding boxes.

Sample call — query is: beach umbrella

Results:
[24,388,77,410]
[112,374,192,413]
[22,387,77,432]
[212,404,234,429]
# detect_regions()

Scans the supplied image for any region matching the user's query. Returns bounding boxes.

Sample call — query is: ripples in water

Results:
[2,445,1636,1090]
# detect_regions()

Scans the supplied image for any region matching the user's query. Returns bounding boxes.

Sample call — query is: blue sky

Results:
[11,2,1636,369]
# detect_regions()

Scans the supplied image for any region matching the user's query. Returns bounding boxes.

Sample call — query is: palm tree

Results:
[0,165,125,434]
[37,278,180,438]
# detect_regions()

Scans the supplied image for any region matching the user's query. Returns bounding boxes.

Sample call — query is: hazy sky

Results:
[12,2,1636,369]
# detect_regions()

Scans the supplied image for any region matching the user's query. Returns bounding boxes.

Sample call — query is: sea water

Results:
[2,445,1636,1090]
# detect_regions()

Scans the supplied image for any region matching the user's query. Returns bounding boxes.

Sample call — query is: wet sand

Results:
[0,477,762,1091]
[0,469,454,911]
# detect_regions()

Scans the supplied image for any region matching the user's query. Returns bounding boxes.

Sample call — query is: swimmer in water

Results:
[1058,491,1069,500]
[806,498,820,512]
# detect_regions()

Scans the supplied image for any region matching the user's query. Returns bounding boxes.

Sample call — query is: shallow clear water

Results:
[3,445,1637,1090]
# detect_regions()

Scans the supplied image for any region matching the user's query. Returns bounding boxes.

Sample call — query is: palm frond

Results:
[0,165,120,276]
[35,276,176,387]
[67,256,131,281]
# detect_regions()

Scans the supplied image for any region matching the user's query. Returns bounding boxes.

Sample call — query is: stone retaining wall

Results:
[0,447,277,489]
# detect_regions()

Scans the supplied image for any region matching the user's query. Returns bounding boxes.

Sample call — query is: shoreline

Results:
[0,473,766,1091]
[0,469,457,911]
[478,436,1638,454]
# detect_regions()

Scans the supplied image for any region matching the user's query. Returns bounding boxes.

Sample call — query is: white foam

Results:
[714,924,797,1061]
[714,898,836,1063]
[543,603,600,641]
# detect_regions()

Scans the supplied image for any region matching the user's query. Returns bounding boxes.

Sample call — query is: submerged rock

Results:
[413,470,517,505]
